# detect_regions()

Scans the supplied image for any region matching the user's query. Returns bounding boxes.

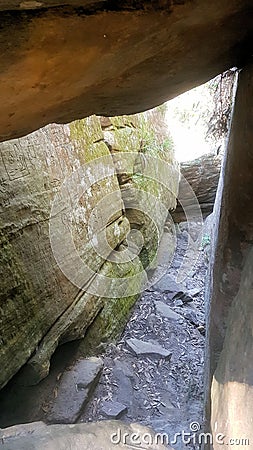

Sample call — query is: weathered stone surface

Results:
[78,111,178,354]
[108,109,179,271]
[111,360,135,409]
[126,338,172,359]
[47,357,103,423]
[172,154,222,222]
[76,252,144,356]
[205,63,253,443]
[0,117,123,388]
[0,110,178,389]
[155,301,181,321]
[0,1,107,9]
[0,2,253,141]
[0,420,171,449]
[211,248,253,449]
[153,274,183,294]
[101,400,128,419]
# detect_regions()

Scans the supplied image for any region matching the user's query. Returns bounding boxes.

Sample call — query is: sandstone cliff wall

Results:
[205,63,253,447]
[0,110,179,389]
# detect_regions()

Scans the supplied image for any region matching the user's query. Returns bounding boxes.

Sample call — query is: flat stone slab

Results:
[155,301,181,321]
[47,357,103,424]
[153,274,183,294]
[152,274,194,304]
[126,338,172,359]
[0,421,171,449]
[101,401,128,419]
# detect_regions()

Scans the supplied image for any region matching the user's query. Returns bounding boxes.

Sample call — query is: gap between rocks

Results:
[0,217,212,450]
[78,219,210,449]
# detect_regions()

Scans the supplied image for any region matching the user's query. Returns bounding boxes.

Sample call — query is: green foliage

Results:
[156,102,168,115]
[167,69,237,147]
[202,233,211,248]
[136,112,175,160]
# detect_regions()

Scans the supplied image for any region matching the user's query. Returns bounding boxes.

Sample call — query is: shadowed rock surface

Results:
[211,248,253,448]
[0,109,178,390]
[172,154,222,222]
[0,1,253,140]
[0,2,253,447]
[206,63,253,448]
[80,224,208,450]
[0,420,171,449]
[47,357,103,424]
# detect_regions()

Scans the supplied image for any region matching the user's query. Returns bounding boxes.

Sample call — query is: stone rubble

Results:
[81,222,210,450]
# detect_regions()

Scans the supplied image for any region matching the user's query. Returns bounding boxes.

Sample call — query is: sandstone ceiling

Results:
[0,0,253,141]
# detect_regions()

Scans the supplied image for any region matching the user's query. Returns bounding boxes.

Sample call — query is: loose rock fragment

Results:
[126,338,172,359]
[101,401,128,419]
[47,357,103,423]
[155,301,181,321]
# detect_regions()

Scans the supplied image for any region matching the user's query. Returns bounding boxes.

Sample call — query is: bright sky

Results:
[165,82,214,162]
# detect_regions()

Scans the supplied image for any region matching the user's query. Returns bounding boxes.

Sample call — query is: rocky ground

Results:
[79,219,211,449]
[0,218,212,450]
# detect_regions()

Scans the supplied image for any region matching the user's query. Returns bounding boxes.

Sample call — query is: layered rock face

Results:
[0,109,179,389]
[0,1,253,141]
[0,2,253,445]
[206,63,253,447]
[211,248,253,448]
[172,154,222,222]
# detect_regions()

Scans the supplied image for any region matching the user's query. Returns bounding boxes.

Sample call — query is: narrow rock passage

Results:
[80,220,211,449]
[0,218,211,450]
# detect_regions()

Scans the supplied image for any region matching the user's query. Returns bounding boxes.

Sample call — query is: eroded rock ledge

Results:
[0,0,253,141]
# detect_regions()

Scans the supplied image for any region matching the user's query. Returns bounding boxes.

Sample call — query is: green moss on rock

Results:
[78,253,144,354]
[69,115,103,146]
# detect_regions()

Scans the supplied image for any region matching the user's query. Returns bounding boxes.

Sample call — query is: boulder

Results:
[172,154,222,222]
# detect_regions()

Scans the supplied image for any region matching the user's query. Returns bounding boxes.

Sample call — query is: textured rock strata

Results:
[0,1,253,140]
[211,248,253,449]
[206,63,253,445]
[0,109,178,389]
[172,154,222,222]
